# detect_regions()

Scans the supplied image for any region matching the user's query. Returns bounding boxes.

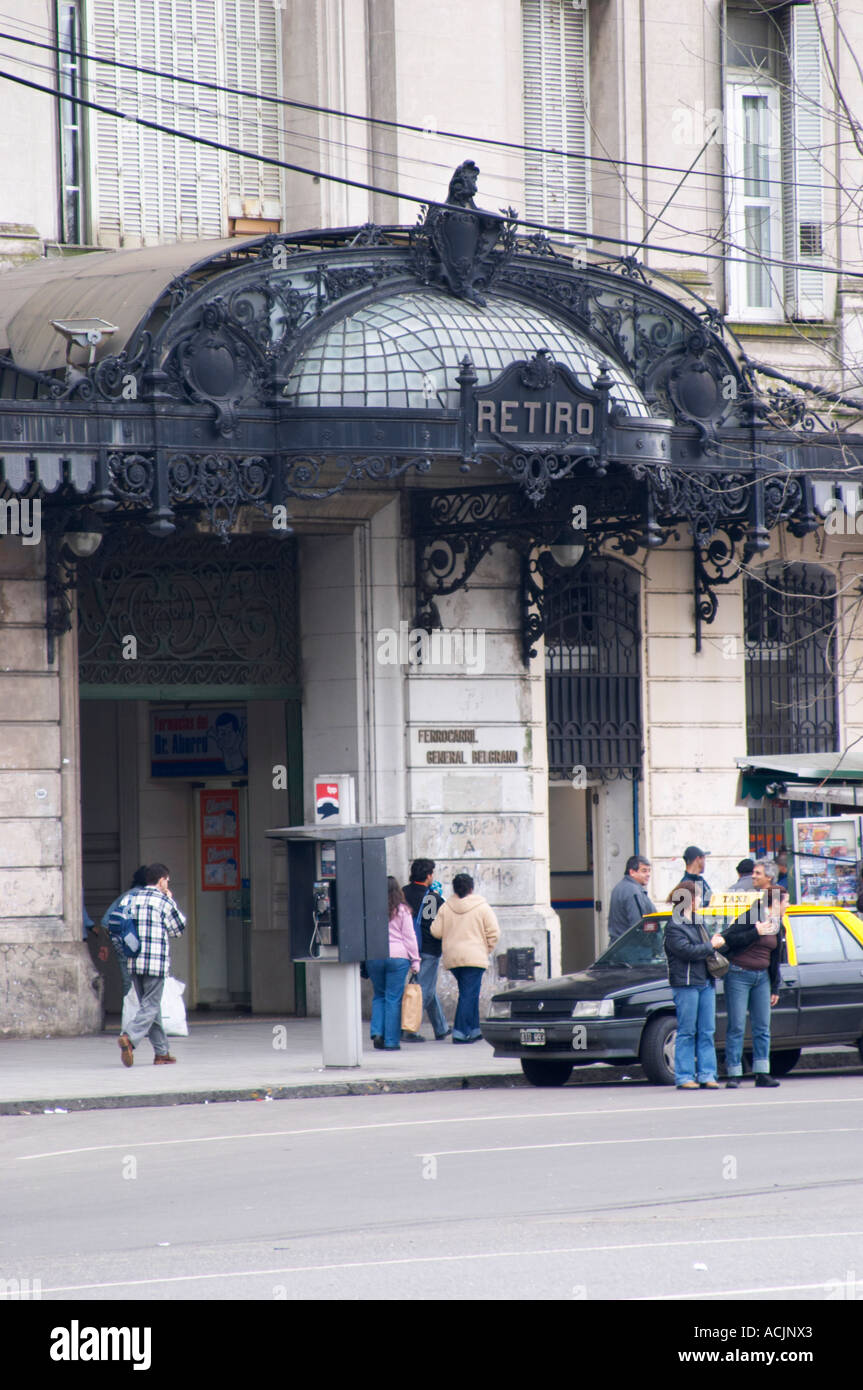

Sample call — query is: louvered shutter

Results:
[88,0,277,245]
[522,0,590,235]
[779,3,825,319]
[223,0,283,219]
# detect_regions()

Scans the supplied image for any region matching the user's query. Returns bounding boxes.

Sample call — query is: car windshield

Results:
[593,920,669,969]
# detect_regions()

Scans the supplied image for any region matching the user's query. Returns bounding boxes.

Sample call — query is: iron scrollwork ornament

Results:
[410,161,517,307]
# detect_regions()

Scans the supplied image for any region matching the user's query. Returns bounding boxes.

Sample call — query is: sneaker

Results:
[434,1028,453,1040]
[725,1078,741,1089]
[676,1081,699,1089]
[699,1080,720,1089]
[153,1054,177,1065]
[118,1033,134,1068]
[755,1074,780,1088]
[372,1036,384,1050]
[383,1044,401,1051]
[400,1031,426,1042]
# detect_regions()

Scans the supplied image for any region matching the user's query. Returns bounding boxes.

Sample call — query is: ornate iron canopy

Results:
[0,161,854,657]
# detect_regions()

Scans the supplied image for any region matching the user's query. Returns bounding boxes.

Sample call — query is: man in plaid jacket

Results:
[117,863,186,1068]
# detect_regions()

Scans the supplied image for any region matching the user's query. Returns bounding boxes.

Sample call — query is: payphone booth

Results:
[266,822,405,1066]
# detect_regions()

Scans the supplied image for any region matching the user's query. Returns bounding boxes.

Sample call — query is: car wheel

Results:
[858,1038,863,1066]
[520,1058,574,1087]
[640,1013,677,1085]
[769,1048,801,1077]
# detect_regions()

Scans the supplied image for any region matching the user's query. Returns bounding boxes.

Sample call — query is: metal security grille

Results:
[78,532,299,689]
[744,563,838,855]
[544,559,641,780]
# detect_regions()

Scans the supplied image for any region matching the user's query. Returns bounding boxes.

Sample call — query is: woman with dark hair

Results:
[431,873,501,1043]
[366,876,421,1051]
[664,881,726,1090]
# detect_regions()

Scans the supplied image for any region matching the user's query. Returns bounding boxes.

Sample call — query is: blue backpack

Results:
[104,893,142,958]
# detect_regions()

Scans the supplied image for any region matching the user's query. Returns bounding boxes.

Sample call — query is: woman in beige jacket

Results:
[431,873,500,1043]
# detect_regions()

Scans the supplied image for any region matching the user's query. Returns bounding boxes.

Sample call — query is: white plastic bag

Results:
[121,976,188,1037]
[160,976,189,1036]
[121,986,137,1036]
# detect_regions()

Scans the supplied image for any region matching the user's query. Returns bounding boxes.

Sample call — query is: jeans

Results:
[366,957,411,1048]
[724,966,772,1075]
[126,973,170,1056]
[671,983,717,1084]
[110,936,133,997]
[417,954,448,1037]
[451,966,484,1041]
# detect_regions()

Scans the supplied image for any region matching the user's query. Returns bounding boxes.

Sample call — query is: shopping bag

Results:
[161,976,189,1036]
[401,978,423,1034]
[121,985,137,1036]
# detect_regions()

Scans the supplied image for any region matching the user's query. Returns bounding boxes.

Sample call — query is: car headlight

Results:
[487,999,511,1019]
[571,999,615,1019]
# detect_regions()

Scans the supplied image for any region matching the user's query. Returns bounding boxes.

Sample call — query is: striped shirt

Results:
[127,886,186,977]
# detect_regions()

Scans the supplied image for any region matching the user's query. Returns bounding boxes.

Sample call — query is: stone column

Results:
[0,534,100,1036]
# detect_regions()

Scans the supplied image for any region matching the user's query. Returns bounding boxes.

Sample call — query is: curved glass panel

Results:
[283,290,648,413]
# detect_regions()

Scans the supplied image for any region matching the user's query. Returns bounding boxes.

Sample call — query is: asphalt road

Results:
[3,1073,863,1301]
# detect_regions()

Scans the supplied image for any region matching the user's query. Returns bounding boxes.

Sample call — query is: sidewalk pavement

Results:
[0,1016,859,1115]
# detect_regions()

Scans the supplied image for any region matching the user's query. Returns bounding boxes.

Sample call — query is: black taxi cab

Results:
[481,901,863,1086]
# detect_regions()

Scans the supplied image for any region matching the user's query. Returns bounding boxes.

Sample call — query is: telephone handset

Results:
[311,878,337,953]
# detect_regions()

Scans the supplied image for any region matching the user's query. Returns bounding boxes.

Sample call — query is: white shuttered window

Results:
[88,0,282,246]
[522,0,590,235]
[725,2,826,321]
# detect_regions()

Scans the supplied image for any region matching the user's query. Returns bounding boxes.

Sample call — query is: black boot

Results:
[755,1073,780,1088]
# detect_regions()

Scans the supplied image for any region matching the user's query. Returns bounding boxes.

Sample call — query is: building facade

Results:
[1,0,862,1033]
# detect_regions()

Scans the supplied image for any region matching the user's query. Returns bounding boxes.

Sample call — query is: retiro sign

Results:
[471,348,608,447]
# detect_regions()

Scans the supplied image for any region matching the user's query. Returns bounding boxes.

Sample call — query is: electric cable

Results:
[0,60,856,282]
[0,19,830,196]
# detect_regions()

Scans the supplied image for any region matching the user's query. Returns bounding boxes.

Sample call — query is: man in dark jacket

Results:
[664,884,726,1089]
[720,861,785,1089]
[607,856,655,941]
[401,859,451,1041]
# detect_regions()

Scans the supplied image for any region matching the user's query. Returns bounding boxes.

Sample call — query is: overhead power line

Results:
[0,22,827,196]
[0,62,856,284]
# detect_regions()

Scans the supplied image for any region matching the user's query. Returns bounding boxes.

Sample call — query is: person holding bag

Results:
[366,877,421,1051]
[664,882,726,1090]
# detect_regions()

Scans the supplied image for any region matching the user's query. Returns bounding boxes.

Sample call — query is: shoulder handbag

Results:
[699,923,729,979]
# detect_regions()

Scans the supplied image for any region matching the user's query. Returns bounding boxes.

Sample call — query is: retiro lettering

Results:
[475,399,595,435]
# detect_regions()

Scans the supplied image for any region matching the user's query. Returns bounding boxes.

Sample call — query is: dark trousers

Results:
[451,966,484,1040]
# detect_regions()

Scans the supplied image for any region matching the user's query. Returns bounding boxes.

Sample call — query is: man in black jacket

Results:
[664,884,726,1089]
[401,859,451,1041]
[720,863,785,1089]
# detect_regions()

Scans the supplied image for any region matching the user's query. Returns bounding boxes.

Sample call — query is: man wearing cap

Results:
[680,846,712,907]
[729,858,755,892]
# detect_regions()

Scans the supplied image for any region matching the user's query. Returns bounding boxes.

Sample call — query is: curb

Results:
[2,1050,859,1116]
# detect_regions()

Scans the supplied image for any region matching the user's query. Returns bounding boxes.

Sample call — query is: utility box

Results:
[266,822,404,964]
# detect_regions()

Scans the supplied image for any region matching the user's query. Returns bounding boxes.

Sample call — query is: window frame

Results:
[724,76,784,322]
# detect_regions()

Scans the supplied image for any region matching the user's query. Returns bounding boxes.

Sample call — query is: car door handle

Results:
[783,976,798,985]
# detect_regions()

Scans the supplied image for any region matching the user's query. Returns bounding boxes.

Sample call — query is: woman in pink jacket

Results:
[367,877,421,1050]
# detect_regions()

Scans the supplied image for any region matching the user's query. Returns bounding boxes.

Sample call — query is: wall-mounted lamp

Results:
[50,318,119,379]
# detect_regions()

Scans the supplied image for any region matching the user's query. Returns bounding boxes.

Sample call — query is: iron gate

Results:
[544,558,642,780]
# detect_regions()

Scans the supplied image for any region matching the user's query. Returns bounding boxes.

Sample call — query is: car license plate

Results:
[519,1027,546,1046]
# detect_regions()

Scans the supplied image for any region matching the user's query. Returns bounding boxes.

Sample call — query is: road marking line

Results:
[15,1095,863,1161]
[648,1278,863,1300]
[13,1230,863,1297]
[419,1125,863,1157]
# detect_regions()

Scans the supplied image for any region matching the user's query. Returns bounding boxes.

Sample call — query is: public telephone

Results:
[311,879,337,951]
[310,840,337,955]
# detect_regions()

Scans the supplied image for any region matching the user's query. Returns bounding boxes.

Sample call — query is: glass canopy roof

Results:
[283,290,648,413]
